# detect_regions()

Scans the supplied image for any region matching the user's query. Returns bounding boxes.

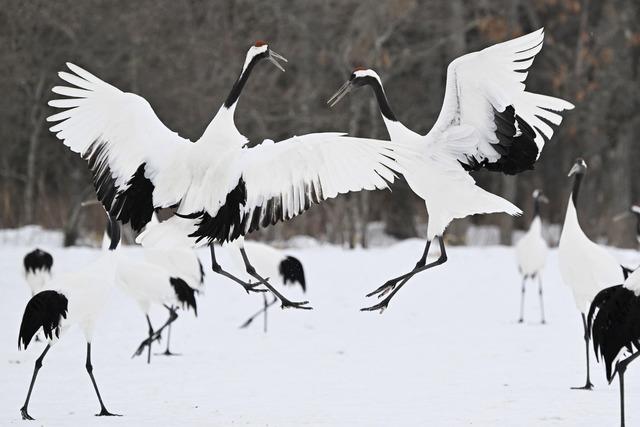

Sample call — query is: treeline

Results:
[1,0,639,247]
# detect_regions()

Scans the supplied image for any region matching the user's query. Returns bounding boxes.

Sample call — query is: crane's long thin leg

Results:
[616,351,640,427]
[620,366,626,427]
[209,245,266,294]
[86,342,120,416]
[145,315,154,364]
[20,344,51,420]
[518,276,526,323]
[239,296,278,329]
[571,313,594,390]
[156,306,180,356]
[133,306,178,359]
[240,248,311,310]
[538,274,546,324]
[362,237,447,313]
[263,293,268,333]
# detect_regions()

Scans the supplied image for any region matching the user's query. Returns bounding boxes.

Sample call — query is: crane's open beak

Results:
[327,80,352,107]
[538,195,549,204]
[267,50,287,72]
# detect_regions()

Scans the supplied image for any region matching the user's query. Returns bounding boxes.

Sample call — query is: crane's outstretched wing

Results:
[48,63,193,231]
[424,28,574,174]
[138,133,397,246]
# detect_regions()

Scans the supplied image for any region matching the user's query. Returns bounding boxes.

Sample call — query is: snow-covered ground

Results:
[0,241,638,426]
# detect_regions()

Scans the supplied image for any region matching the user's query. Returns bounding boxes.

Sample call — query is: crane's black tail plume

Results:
[279,256,306,292]
[169,277,198,316]
[589,284,640,382]
[18,290,68,350]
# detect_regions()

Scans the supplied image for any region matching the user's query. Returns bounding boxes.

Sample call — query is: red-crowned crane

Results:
[559,158,627,390]
[515,189,549,323]
[47,41,397,311]
[328,28,574,312]
[588,268,640,427]
[17,217,121,420]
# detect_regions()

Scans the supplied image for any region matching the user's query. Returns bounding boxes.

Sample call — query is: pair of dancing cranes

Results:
[19,28,577,419]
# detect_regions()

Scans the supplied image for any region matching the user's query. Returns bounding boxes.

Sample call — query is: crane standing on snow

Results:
[17,217,121,420]
[559,158,627,390]
[515,189,549,324]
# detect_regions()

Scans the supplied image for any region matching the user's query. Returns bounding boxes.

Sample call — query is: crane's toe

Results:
[280,299,312,310]
[360,299,389,313]
[365,279,398,298]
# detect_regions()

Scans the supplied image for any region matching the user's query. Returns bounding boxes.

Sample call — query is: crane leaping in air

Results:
[328,28,574,312]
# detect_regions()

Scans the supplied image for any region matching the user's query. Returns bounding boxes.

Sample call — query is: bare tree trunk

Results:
[23,72,46,225]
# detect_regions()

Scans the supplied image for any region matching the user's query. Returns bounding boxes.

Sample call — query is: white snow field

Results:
[0,241,638,426]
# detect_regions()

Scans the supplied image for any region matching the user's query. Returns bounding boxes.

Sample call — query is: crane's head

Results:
[327,67,382,107]
[631,205,640,216]
[568,157,587,177]
[532,189,549,203]
[243,41,287,73]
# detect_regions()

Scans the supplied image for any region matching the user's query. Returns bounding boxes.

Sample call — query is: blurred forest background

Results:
[1,0,639,247]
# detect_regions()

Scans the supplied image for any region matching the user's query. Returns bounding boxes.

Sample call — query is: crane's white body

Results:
[559,199,624,312]
[515,216,548,277]
[45,253,116,342]
[370,29,573,239]
[103,230,202,314]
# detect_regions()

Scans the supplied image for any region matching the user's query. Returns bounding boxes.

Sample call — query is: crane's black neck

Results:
[533,198,541,218]
[634,213,640,239]
[360,76,397,122]
[224,52,267,109]
[571,173,584,208]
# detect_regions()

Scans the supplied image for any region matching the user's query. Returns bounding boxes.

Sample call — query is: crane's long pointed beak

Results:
[268,50,287,72]
[327,81,352,107]
[568,164,580,177]
[539,195,549,204]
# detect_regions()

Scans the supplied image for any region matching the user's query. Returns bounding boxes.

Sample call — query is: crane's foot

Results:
[280,299,312,310]
[96,407,121,417]
[571,382,594,390]
[365,279,399,299]
[155,350,181,356]
[20,407,34,420]
[361,296,391,314]
[518,318,524,323]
